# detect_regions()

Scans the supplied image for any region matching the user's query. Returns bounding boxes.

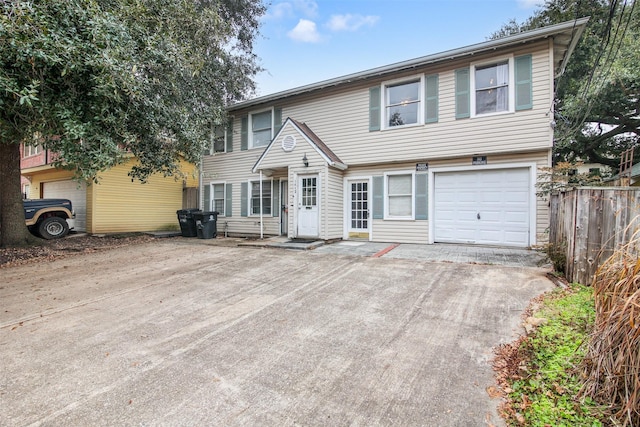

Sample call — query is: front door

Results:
[297,175,319,237]
[348,179,370,239]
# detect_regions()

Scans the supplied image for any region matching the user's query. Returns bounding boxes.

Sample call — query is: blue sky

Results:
[253,0,542,97]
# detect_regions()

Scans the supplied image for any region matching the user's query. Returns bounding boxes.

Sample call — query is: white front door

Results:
[433,168,530,247]
[297,174,319,237]
[347,179,370,239]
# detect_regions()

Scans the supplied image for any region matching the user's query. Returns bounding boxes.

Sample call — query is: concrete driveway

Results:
[0,238,553,426]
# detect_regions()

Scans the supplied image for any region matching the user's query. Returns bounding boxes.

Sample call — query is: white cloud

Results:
[517,0,541,8]
[326,14,379,32]
[287,19,321,43]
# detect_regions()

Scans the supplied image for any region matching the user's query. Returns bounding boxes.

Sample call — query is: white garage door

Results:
[43,180,87,232]
[434,168,530,247]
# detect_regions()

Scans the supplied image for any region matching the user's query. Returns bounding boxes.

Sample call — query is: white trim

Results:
[380,75,424,130]
[296,173,321,238]
[470,54,515,118]
[343,176,373,241]
[384,170,416,220]
[247,177,274,217]
[248,107,275,150]
[209,181,227,216]
[428,162,537,246]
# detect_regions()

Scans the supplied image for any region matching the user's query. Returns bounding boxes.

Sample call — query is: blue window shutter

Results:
[203,183,211,211]
[372,175,384,219]
[369,86,381,131]
[425,74,439,124]
[225,119,233,153]
[274,108,283,135]
[225,183,232,217]
[272,180,279,217]
[240,116,248,151]
[515,54,533,110]
[415,174,428,220]
[240,182,248,217]
[455,68,470,119]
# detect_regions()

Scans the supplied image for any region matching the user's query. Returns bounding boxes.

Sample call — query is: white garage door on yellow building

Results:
[42,180,87,232]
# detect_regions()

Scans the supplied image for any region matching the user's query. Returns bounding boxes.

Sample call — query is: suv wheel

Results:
[38,217,70,239]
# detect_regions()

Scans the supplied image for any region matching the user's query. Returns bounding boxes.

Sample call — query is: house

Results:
[20,144,198,234]
[610,162,640,186]
[201,18,589,247]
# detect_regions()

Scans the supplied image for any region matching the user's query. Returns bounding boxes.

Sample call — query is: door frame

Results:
[343,176,372,241]
[296,173,320,238]
[280,180,288,236]
[428,162,537,246]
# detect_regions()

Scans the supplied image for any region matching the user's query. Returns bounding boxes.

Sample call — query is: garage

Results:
[433,168,531,247]
[42,180,87,232]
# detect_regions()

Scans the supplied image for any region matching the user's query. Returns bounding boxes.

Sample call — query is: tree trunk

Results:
[0,142,36,247]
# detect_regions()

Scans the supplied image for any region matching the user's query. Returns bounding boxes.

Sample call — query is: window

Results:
[469,56,516,117]
[250,180,272,215]
[251,110,272,148]
[213,126,225,154]
[211,183,225,213]
[385,80,420,127]
[22,143,41,158]
[475,61,509,114]
[386,173,413,218]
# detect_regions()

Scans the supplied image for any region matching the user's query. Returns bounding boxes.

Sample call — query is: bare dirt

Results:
[0,233,153,269]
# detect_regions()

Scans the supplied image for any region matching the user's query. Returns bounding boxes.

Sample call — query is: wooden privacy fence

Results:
[549,187,640,285]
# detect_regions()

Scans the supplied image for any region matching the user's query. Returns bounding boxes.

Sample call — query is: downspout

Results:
[198,154,203,210]
[259,169,264,239]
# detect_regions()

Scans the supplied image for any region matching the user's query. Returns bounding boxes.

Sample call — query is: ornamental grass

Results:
[580,233,640,426]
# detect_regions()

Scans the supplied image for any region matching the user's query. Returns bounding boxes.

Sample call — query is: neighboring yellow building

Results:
[21,155,198,234]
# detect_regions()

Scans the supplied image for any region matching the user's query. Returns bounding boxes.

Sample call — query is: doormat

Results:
[286,239,317,244]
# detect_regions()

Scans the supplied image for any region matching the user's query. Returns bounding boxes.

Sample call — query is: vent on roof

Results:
[282,135,296,152]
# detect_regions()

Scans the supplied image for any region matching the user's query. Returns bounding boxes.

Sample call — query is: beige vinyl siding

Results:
[203,130,283,236]
[343,151,549,244]
[372,219,429,244]
[325,168,344,239]
[258,125,327,170]
[256,43,552,167]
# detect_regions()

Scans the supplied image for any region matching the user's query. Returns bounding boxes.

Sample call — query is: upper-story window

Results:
[385,80,420,127]
[470,56,515,117]
[213,126,226,153]
[251,110,273,148]
[22,143,41,158]
[369,75,437,131]
[456,54,532,119]
[474,61,509,114]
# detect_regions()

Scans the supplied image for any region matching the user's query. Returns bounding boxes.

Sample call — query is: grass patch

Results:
[497,284,606,426]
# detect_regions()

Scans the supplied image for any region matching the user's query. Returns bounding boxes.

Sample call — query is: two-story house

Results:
[201,18,588,247]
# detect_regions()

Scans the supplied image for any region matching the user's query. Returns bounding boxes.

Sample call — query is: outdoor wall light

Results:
[302,153,309,167]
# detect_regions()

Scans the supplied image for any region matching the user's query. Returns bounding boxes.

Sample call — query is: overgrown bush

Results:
[580,237,640,426]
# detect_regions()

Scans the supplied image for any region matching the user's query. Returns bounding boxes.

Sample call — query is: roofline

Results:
[230,17,589,111]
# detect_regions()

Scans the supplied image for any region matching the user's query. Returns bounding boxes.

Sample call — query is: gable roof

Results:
[231,17,589,112]
[252,117,347,173]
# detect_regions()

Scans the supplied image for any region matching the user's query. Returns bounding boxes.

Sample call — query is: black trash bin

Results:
[177,209,201,237]
[194,211,219,239]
